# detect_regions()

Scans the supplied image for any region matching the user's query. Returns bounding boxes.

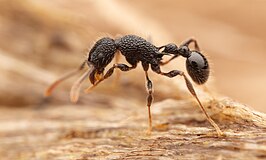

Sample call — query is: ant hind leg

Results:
[160,55,179,66]
[151,64,223,136]
[160,38,201,66]
[180,38,201,51]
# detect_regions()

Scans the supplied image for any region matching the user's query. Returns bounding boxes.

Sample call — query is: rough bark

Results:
[1,95,266,160]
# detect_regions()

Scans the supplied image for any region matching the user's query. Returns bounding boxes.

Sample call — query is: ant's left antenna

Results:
[45,61,87,97]
[70,66,94,103]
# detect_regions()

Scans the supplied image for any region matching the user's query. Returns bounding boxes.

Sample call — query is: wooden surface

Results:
[1,96,266,159]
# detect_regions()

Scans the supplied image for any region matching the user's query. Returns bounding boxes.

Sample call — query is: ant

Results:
[45,35,223,136]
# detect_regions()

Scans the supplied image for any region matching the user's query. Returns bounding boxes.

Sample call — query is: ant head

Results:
[185,51,209,85]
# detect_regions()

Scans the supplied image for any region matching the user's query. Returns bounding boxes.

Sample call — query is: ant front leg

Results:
[84,63,136,93]
[142,62,153,135]
[151,64,223,136]
[113,52,121,85]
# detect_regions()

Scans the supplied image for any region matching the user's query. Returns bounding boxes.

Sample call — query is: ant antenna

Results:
[70,66,94,103]
[45,61,87,97]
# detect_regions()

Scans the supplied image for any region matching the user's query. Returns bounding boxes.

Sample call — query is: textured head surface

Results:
[88,37,117,70]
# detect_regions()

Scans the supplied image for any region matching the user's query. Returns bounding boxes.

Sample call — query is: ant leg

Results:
[181,38,200,51]
[165,70,222,136]
[160,38,200,66]
[142,62,153,134]
[160,55,179,66]
[113,52,121,85]
[45,61,87,97]
[152,65,223,136]
[145,71,153,135]
[84,63,137,93]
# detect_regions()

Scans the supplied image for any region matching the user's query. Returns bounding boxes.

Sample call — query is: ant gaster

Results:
[45,35,223,136]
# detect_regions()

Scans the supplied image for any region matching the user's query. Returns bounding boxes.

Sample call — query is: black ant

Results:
[45,35,223,136]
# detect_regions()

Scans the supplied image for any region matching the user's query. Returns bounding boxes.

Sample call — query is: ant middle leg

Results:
[151,64,223,136]
[84,63,137,93]
[142,62,154,134]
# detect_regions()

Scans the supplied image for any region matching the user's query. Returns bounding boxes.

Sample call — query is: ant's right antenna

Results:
[70,66,94,103]
[44,61,87,97]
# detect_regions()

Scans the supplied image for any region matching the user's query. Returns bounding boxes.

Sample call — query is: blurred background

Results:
[0,0,266,112]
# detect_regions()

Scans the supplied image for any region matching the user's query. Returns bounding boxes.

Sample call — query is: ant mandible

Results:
[45,35,223,136]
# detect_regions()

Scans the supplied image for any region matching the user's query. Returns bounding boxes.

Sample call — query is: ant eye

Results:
[186,51,209,85]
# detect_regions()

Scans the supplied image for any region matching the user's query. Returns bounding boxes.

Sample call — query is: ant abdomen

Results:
[186,51,209,85]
